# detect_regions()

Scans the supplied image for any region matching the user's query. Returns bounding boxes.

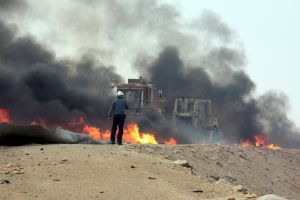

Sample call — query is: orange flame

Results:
[31,119,47,128]
[241,134,280,149]
[123,123,158,144]
[82,122,175,144]
[82,125,110,140]
[164,138,177,145]
[68,116,85,127]
[0,111,176,145]
[0,108,11,123]
[240,139,253,147]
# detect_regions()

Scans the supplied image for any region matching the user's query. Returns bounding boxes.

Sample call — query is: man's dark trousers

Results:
[111,114,126,144]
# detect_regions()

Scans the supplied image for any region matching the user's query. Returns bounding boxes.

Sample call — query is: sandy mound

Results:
[1,144,298,200]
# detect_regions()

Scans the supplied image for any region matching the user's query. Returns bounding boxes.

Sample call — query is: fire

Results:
[123,123,158,144]
[0,110,176,145]
[31,119,47,128]
[254,134,267,146]
[0,108,11,123]
[83,123,158,144]
[240,134,280,149]
[81,122,179,144]
[241,139,253,147]
[164,138,177,145]
[68,116,85,127]
[82,125,110,140]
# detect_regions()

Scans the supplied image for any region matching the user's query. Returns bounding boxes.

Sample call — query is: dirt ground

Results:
[0,144,299,200]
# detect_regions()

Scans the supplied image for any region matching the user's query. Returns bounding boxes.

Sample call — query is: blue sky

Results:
[163,0,300,125]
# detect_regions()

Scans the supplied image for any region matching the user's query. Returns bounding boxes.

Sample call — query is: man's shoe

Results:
[110,141,115,145]
[117,143,122,145]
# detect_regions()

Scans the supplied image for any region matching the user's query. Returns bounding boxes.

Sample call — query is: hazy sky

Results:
[163,0,300,125]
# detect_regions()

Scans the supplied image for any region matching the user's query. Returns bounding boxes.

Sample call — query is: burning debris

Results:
[0,123,104,145]
[0,1,299,147]
[0,108,176,145]
[0,108,10,123]
[83,123,161,144]
[240,134,281,150]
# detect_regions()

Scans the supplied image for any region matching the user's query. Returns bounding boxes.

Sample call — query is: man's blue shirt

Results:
[108,98,128,117]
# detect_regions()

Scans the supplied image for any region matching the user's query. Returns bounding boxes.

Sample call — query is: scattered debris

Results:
[223,175,237,183]
[130,165,135,168]
[227,197,235,200]
[192,189,203,193]
[245,193,257,199]
[0,179,10,184]
[209,175,220,181]
[59,159,68,164]
[12,168,24,174]
[0,163,24,175]
[172,160,193,169]
[233,185,248,194]
[148,177,156,180]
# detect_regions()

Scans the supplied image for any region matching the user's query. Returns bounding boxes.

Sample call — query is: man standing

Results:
[108,91,128,145]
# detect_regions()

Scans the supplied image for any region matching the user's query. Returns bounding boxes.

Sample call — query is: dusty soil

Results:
[128,144,300,199]
[0,144,299,200]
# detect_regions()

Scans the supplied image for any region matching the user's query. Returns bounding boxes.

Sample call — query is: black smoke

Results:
[140,46,300,148]
[0,0,299,147]
[0,19,122,129]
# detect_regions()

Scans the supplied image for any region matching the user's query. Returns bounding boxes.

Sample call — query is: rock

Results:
[12,167,24,174]
[53,179,60,181]
[59,159,68,164]
[192,189,203,193]
[12,169,24,174]
[0,179,10,184]
[257,194,288,200]
[40,148,44,151]
[172,160,188,165]
[216,161,223,167]
[173,150,181,154]
[227,197,235,200]
[216,179,233,187]
[172,160,193,169]
[145,147,154,153]
[223,175,237,183]
[130,165,135,168]
[148,177,156,180]
[245,193,257,199]
[209,175,220,181]
[233,185,248,194]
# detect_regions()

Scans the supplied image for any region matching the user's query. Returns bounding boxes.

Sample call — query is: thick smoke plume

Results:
[0,0,299,147]
[140,46,300,147]
[0,19,121,129]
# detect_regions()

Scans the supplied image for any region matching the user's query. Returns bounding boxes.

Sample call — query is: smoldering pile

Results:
[0,123,104,145]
